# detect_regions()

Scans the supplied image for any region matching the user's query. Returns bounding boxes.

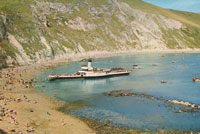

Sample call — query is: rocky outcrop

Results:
[0,15,8,68]
[104,90,134,97]
[0,49,7,69]
[0,16,8,42]
[104,90,200,113]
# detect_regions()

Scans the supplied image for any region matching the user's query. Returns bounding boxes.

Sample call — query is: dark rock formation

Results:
[0,49,7,69]
[104,90,134,97]
[0,129,8,134]
[0,16,8,42]
[104,90,200,113]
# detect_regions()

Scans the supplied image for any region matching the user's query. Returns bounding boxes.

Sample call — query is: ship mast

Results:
[66,64,68,73]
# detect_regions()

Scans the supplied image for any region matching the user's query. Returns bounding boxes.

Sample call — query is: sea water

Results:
[35,53,200,131]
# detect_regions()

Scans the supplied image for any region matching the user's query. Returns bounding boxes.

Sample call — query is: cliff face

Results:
[0,0,200,67]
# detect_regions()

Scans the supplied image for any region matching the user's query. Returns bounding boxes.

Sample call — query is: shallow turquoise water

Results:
[35,53,200,131]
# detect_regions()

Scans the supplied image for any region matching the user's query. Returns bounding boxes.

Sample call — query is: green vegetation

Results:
[0,40,17,58]
[122,0,200,28]
[0,0,45,59]
[0,0,200,67]
[170,10,200,28]
[181,27,200,48]
[0,48,7,69]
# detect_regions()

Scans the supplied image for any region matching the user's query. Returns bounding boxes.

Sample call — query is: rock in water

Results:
[104,90,134,97]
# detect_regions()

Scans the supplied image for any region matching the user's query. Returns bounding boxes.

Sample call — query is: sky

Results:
[142,0,200,13]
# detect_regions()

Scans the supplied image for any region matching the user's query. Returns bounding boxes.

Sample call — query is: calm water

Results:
[35,53,200,131]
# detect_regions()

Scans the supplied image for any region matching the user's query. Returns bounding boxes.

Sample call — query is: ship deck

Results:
[48,70,131,81]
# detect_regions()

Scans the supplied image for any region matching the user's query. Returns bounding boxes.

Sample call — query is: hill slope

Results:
[0,0,200,67]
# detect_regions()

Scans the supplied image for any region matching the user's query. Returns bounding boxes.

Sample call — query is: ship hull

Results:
[84,71,131,78]
[48,71,131,81]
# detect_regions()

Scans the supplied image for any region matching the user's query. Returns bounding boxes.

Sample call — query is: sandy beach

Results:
[1,49,200,134]
[0,62,95,134]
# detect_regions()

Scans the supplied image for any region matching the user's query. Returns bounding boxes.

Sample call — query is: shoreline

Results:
[79,117,195,134]
[15,49,200,67]
[0,61,95,133]
[1,49,200,133]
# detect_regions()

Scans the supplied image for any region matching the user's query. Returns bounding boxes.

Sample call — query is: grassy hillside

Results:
[125,0,200,28]
[0,0,200,67]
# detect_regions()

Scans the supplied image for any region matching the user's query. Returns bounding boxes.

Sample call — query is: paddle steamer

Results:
[48,60,131,80]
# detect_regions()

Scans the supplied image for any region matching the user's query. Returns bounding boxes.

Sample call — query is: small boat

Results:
[48,60,132,80]
[193,77,200,82]
[161,80,167,83]
[133,65,142,69]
